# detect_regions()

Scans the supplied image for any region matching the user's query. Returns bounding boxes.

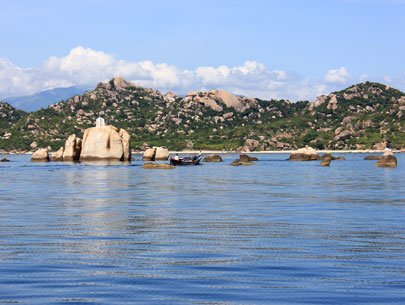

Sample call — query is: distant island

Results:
[0,77,404,153]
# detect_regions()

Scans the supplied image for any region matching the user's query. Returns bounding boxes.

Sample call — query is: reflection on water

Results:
[0,154,404,305]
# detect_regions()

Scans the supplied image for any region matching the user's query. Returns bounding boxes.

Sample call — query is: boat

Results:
[170,155,203,166]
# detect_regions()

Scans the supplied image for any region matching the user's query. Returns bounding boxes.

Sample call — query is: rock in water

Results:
[240,154,259,162]
[289,146,320,161]
[63,134,82,161]
[80,126,131,161]
[364,155,380,160]
[31,148,49,162]
[203,154,223,162]
[0,158,10,162]
[142,162,175,169]
[376,149,398,168]
[143,148,156,161]
[50,147,64,161]
[322,153,345,161]
[231,159,254,166]
[155,147,169,160]
[320,156,331,166]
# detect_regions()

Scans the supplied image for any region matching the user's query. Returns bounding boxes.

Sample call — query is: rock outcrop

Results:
[62,134,82,161]
[203,154,223,162]
[183,89,256,112]
[50,147,64,161]
[289,146,320,161]
[376,149,398,168]
[80,125,131,161]
[31,148,49,162]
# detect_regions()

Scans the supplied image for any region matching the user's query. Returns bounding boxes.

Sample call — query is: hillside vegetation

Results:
[1,77,404,152]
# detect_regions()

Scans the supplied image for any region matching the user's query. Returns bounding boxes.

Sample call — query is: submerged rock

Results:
[231,159,254,166]
[376,149,397,168]
[142,162,175,169]
[203,154,223,162]
[0,158,10,162]
[364,155,380,160]
[31,148,49,162]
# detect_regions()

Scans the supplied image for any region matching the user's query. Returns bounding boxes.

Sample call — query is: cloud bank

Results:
[0,46,395,101]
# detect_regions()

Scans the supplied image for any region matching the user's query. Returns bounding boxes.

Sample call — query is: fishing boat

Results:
[170,155,203,166]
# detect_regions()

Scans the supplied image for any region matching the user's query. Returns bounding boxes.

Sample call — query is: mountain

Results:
[3,86,88,112]
[0,77,404,152]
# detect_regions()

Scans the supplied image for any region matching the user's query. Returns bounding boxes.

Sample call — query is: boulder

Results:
[50,147,64,161]
[0,158,10,162]
[155,147,169,160]
[31,148,49,162]
[80,126,131,161]
[364,155,380,160]
[142,162,175,169]
[143,148,156,161]
[203,154,223,162]
[63,134,82,161]
[240,154,259,162]
[376,149,398,168]
[289,146,320,161]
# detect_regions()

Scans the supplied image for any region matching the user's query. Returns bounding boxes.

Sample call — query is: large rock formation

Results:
[62,134,82,161]
[31,148,49,162]
[289,146,320,161]
[80,125,131,161]
[376,149,398,168]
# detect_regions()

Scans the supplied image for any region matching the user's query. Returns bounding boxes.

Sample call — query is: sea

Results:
[0,153,404,305]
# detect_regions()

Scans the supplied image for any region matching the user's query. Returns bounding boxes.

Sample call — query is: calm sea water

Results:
[0,153,404,305]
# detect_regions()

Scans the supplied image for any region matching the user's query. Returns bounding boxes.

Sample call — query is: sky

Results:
[0,0,404,101]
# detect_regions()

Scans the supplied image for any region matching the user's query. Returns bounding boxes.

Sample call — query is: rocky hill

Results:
[1,77,404,152]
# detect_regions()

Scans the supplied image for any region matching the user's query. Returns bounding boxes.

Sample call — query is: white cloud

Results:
[324,67,349,84]
[0,47,400,103]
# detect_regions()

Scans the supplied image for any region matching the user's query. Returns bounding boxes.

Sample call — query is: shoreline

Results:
[2,149,402,155]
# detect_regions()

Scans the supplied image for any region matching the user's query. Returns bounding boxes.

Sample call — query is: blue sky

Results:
[0,0,404,100]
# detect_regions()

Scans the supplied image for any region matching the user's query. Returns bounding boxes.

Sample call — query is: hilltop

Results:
[0,77,404,152]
